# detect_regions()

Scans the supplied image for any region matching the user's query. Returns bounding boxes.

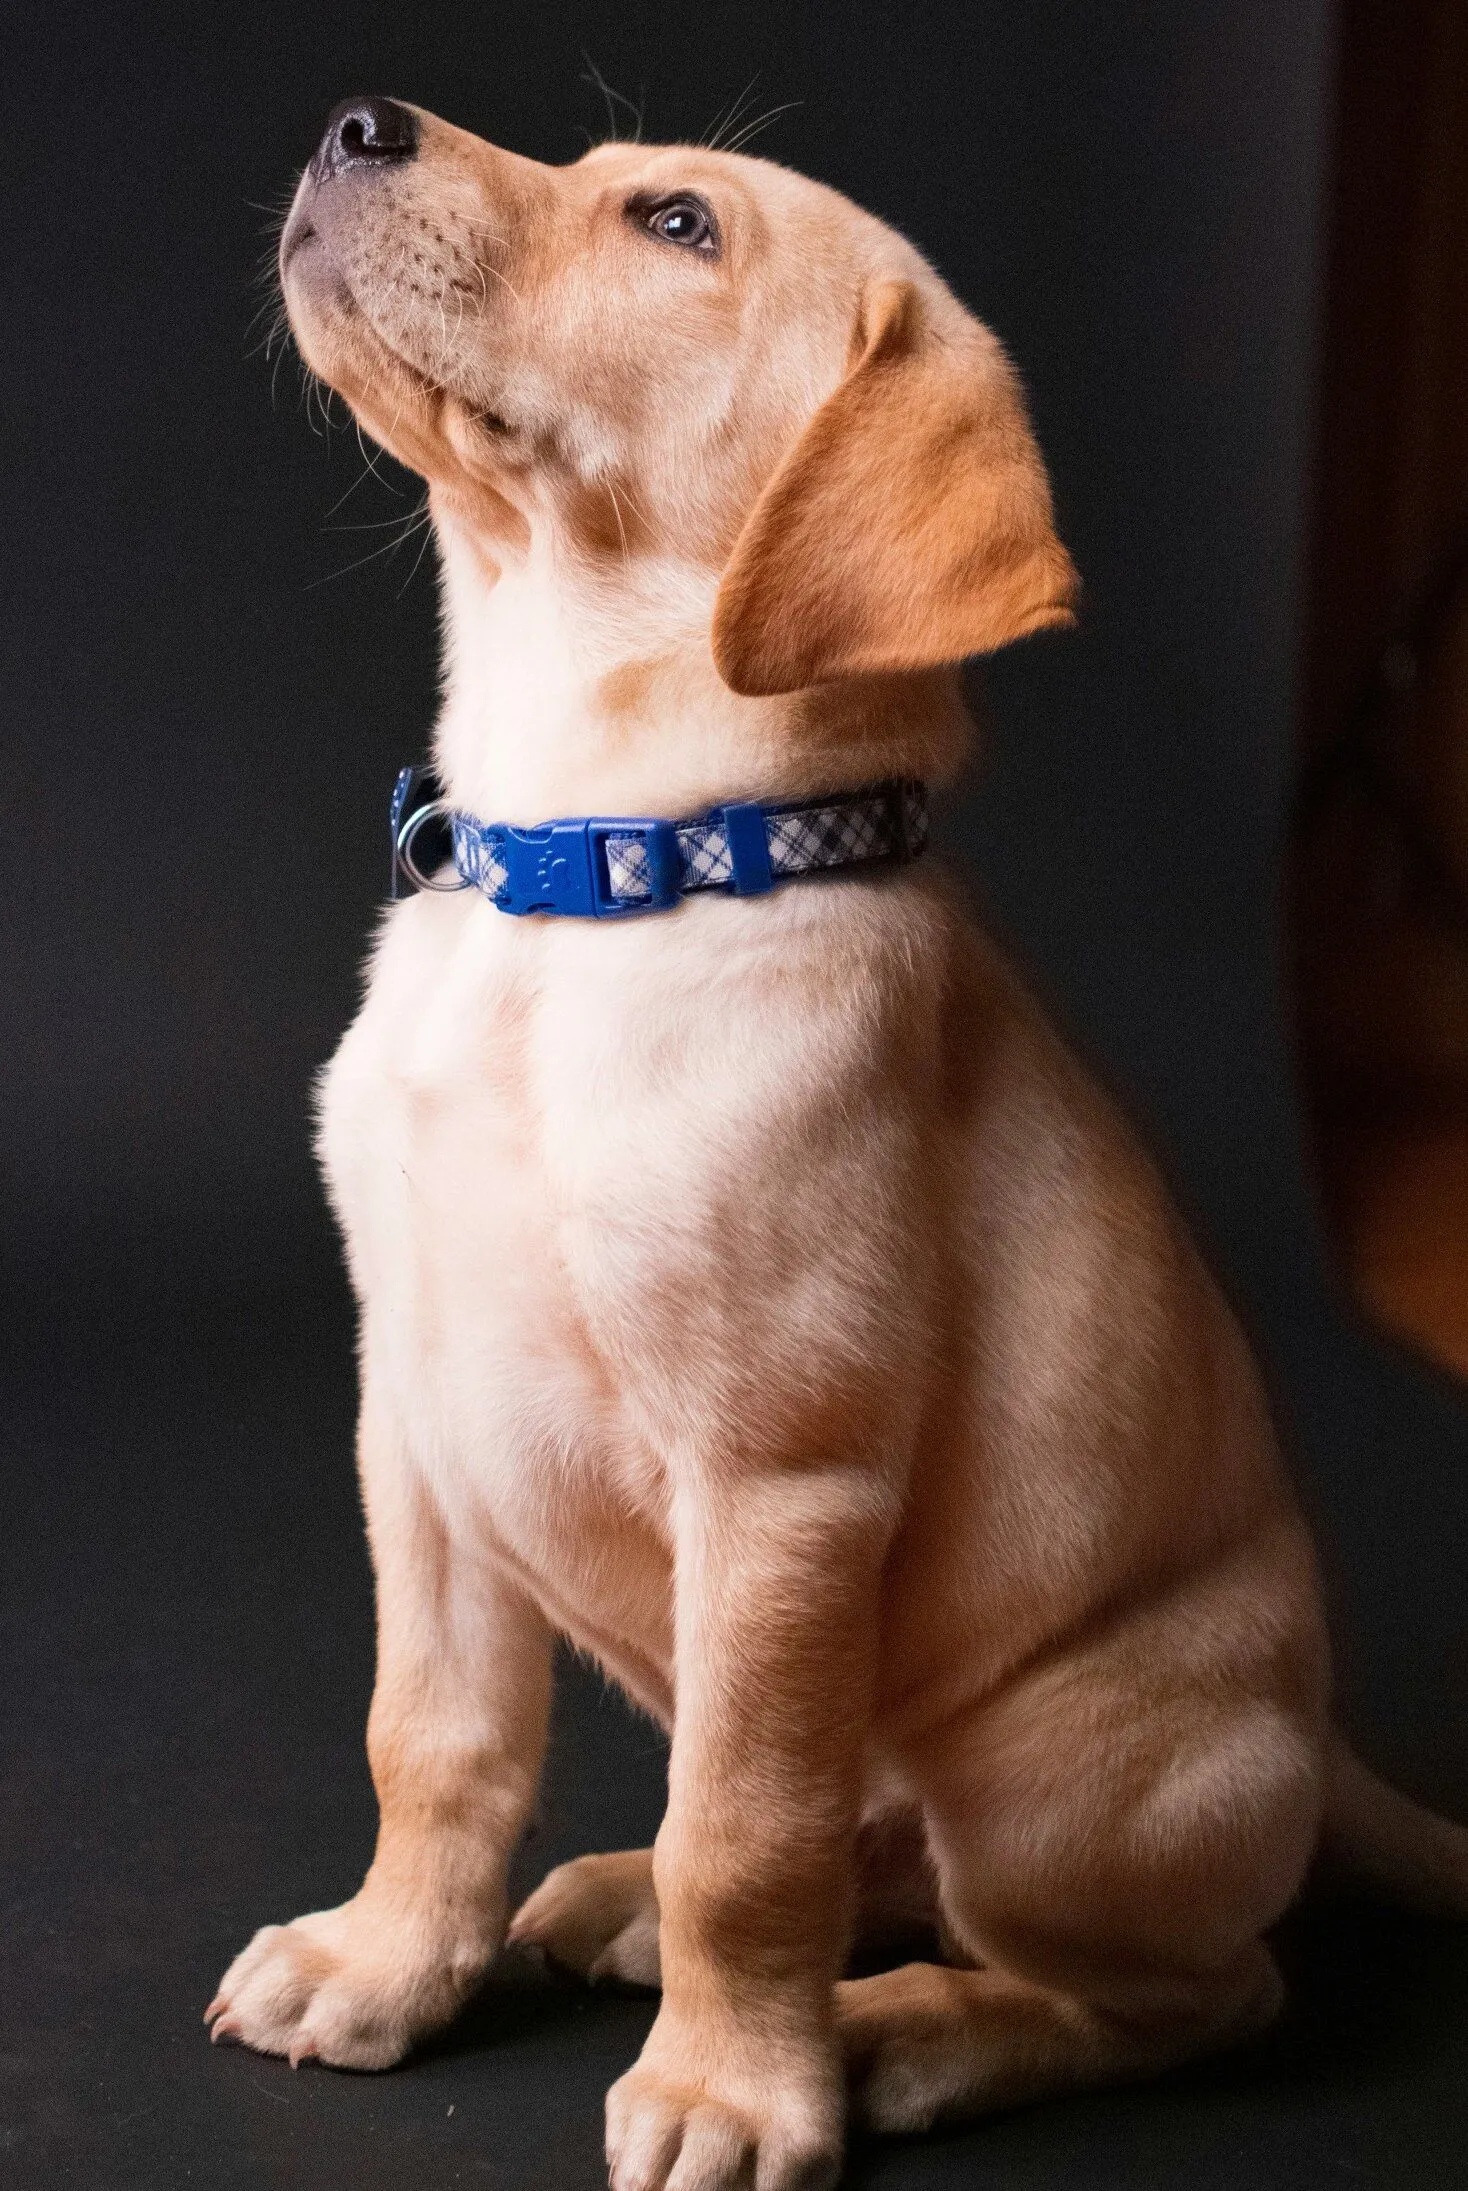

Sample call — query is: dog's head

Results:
[281,98,1077,697]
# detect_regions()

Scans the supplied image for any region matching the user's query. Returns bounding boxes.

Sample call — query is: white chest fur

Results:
[317,873,942,1715]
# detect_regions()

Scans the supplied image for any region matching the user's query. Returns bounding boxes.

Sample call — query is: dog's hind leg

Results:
[509,1848,663,1984]
[842,1586,1321,2129]
[837,1945,1282,2130]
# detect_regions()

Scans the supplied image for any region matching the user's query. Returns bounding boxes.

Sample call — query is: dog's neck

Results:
[429,499,970,826]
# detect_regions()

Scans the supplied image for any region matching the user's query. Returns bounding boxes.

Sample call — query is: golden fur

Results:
[207,103,1468,2191]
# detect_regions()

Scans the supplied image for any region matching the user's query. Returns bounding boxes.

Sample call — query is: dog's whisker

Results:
[610,475,654,536]
[580,55,645,146]
[606,480,630,565]
[299,366,340,439]
[444,273,467,361]
[268,326,292,409]
[580,53,620,145]
[319,430,404,521]
[245,319,288,364]
[428,273,456,380]
[244,190,298,234]
[306,504,431,589]
[722,101,804,156]
[701,75,761,152]
[325,490,431,533]
[482,263,523,304]
[396,509,438,597]
[405,199,511,244]
[245,301,291,360]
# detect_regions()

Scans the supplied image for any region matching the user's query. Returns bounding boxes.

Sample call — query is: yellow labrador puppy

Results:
[209,97,1468,2191]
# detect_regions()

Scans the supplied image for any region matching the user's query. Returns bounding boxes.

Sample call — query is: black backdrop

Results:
[7,4,1468,2186]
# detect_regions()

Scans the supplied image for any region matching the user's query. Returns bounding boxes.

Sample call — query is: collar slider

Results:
[721,801,776,895]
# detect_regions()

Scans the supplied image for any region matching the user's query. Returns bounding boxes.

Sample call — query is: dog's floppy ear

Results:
[712,279,1078,696]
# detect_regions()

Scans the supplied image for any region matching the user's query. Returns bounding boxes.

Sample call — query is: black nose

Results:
[314,96,418,181]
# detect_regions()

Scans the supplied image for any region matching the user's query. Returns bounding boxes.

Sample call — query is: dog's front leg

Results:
[605,1460,896,2191]
[208,1381,553,2068]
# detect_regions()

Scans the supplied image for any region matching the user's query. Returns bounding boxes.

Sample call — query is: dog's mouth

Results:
[279,184,329,280]
[280,204,444,397]
[280,218,316,272]
[281,229,522,459]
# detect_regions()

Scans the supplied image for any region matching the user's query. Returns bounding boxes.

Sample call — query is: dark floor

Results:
[7,1265,1468,2191]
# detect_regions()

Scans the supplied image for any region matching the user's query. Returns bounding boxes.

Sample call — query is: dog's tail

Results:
[1321,1732,1468,1918]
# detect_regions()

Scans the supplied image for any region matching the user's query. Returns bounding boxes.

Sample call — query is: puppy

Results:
[209,97,1468,2191]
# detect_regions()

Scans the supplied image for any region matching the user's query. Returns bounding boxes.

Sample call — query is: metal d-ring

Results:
[396,800,470,892]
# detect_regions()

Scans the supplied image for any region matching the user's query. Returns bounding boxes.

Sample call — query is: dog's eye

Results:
[639,196,717,253]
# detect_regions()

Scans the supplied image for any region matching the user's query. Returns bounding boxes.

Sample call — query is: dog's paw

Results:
[507,1848,661,1986]
[605,2021,841,2191]
[834,1963,968,2131]
[206,1899,488,2070]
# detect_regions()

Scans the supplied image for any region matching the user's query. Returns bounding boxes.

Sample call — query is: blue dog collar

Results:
[390,767,928,918]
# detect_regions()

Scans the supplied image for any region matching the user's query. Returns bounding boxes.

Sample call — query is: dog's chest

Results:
[316,885,909,1678]
[317,899,665,1618]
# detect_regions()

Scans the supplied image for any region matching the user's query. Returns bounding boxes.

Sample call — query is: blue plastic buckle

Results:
[492,816,683,917]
